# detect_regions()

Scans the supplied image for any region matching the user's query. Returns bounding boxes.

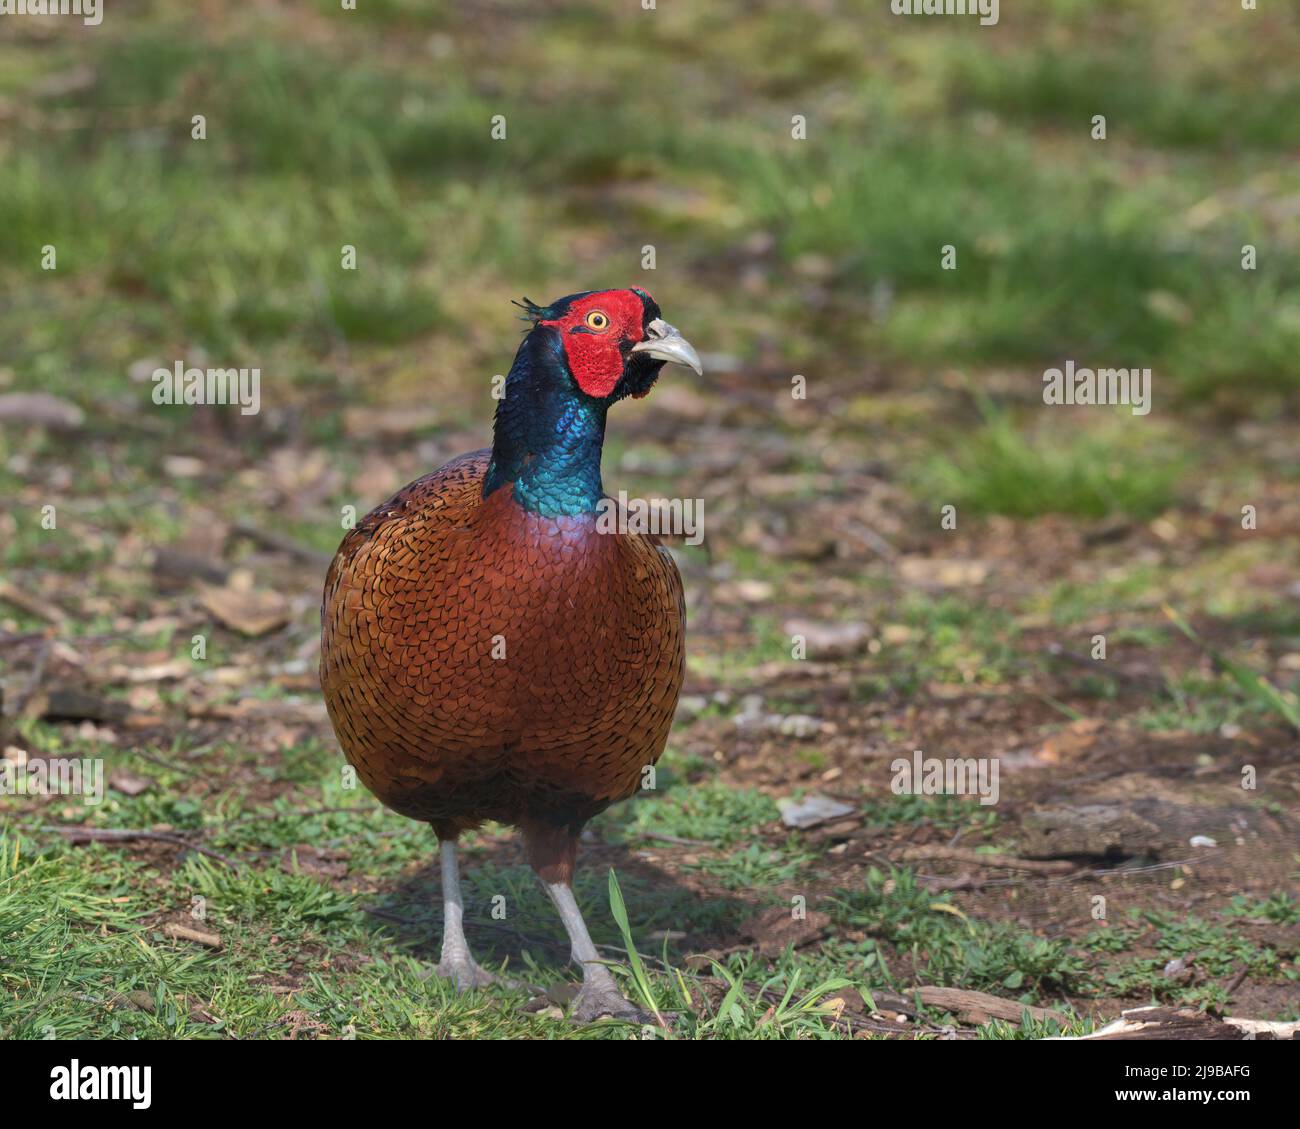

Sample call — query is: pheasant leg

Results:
[433,838,495,990]
[543,880,651,1023]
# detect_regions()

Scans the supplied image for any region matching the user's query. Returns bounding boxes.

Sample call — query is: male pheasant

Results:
[320,287,701,1021]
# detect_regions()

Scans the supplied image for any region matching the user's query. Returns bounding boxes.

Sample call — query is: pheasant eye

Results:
[585,310,609,331]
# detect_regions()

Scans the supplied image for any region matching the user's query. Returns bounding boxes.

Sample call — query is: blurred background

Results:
[0,1,1297,1039]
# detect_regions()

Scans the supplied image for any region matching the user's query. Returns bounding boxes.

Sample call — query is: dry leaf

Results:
[198,583,291,637]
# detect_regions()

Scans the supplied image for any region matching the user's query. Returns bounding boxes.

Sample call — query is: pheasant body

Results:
[321,448,684,879]
[318,288,702,1020]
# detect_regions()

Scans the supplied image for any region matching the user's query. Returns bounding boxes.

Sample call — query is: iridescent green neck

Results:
[483,329,608,518]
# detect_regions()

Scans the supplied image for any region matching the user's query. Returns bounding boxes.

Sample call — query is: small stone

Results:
[109,771,151,797]
[675,695,709,721]
[783,618,872,660]
[733,579,774,602]
[778,793,856,829]
[777,714,823,739]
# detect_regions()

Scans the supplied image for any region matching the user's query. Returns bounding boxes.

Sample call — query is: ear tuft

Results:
[512,297,554,324]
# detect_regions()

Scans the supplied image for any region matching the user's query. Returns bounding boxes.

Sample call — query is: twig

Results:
[230,522,331,567]
[218,804,375,826]
[162,922,223,949]
[128,746,207,779]
[1043,644,1165,690]
[1221,965,1250,1004]
[46,826,243,869]
[637,831,710,847]
[7,634,53,721]
[841,518,900,562]
[899,846,1077,875]
[0,581,66,624]
[1072,853,1219,880]
[0,630,56,647]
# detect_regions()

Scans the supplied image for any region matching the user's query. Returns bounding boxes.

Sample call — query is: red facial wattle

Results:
[543,289,651,399]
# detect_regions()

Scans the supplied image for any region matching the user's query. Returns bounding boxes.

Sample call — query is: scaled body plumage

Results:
[321,449,684,880]
[320,288,701,1020]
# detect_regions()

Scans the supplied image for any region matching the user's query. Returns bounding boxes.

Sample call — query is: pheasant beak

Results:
[631,318,704,375]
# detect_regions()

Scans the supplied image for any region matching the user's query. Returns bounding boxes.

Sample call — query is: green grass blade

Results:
[606,868,666,1027]
[1163,605,1300,731]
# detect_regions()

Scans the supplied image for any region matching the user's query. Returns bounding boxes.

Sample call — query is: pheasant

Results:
[320,287,701,1021]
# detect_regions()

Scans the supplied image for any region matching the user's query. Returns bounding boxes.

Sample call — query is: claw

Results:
[571,983,657,1026]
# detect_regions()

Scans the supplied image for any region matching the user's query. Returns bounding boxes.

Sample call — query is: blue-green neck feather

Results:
[483,328,608,518]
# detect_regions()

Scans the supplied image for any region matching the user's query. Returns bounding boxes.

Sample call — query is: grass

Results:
[1225,893,1300,927]
[829,867,1089,997]
[0,822,1079,1040]
[598,782,779,848]
[3,4,1298,417]
[939,29,1300,150]
[897,595,1025,686]
[1082,908,1293,1012]
[0,822,849,1040]
[1163,605,1300,732]
[3,0,1300,1040]
[920,394,1183,521]
[858,793,1000,836]
[4,733,1295,1037]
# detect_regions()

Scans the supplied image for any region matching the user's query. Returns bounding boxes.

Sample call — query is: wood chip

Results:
[915,986,1066,1026]
[108,771,151,797]
[162,922,223,949]
[1059,1006,1298,1041]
